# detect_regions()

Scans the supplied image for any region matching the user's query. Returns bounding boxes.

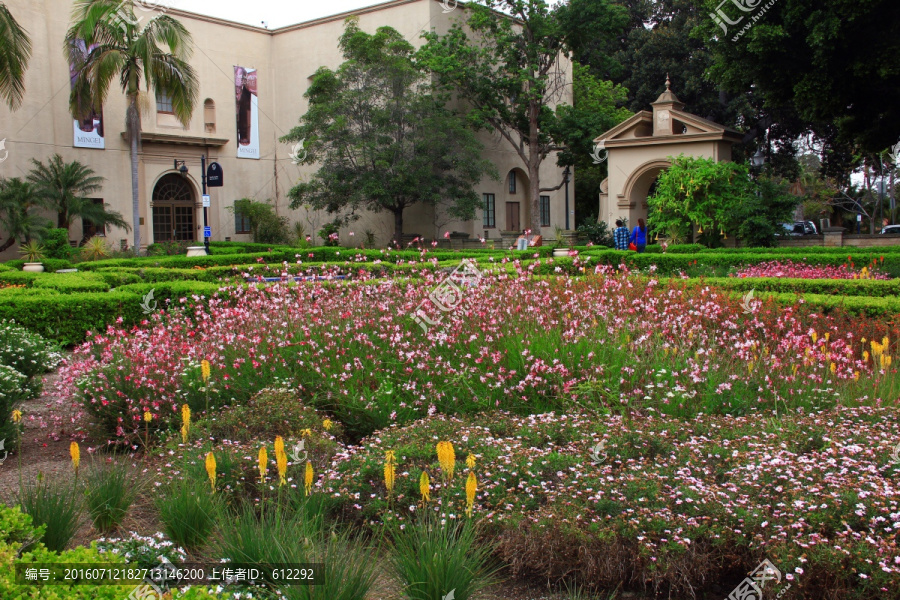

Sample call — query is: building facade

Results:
[0,0,573,256]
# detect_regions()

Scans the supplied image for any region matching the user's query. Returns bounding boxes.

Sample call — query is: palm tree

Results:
[0,178,51,252]
[27,153,130,241]
[65,0,198,254]
[0,3,32,110]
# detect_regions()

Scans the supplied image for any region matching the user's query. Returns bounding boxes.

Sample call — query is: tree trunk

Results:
[57,211,67,230]
[0,238,15,253]
[393,209,403,244]
[129,101,141,254]
[528,100,542,234]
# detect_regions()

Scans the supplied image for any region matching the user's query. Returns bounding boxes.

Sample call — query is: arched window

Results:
[204,99,216,133]
[152,174,195,242]
[508,171,517,194]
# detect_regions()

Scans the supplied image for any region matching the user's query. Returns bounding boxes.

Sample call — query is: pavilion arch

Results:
[594,76,743,231]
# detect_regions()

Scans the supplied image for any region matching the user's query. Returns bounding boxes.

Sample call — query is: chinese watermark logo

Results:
[439,0,458,13]
[0,439,8,465]
[289,139,308,164]
[441,589,456,600]
[0,138,8,163]
[890,441,900,465]
[590,140,608,165]
[589,440,607,465]
[290,439,308,463]
[890,139,900,165]
[140,289,157,314]
[710,0,777,41]
[726,558,792,600]
[741,289,756,315]
[412,259,483,333]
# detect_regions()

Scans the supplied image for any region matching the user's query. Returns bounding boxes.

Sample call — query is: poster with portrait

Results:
[234,66,259,159]
[69,40,105,149]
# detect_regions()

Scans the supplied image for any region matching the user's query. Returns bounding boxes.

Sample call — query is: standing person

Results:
[630,218,648,253]
[613,219,629,250]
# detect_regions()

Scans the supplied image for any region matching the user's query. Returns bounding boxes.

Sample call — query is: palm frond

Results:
[0,3,33,110]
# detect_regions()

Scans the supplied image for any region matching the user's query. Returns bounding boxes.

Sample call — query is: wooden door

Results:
[506,202,520,232]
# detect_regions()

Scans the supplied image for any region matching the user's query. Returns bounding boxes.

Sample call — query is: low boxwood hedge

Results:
[750,291,900,317]
[2,258,75,271]
[31,273,110,293]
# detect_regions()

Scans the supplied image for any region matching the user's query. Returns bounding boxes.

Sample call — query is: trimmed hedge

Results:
[31,273,110,293]
[0,290,145,345]
[2,259,75,271]
[750,291,900,317]
[686,276,900,298]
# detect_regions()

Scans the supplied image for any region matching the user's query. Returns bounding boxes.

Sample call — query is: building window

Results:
[540,195,551,227]
[82,199,106,239]
[203,99,216,133]
[482,193,496,228]
[234,210,251,234]
[508,171,517,194]
[156,91,174,113]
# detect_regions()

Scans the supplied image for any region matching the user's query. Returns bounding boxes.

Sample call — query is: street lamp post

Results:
[174,158,210,255]
[563,165,571,230]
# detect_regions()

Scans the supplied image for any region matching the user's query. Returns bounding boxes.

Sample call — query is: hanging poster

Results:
[69,40,105,149]
[234,66,259,159]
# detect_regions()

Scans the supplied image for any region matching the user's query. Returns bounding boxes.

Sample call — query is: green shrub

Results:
[2,258,74,271]
[0,504,43,547]
[156,478,220,551]
[688,276,900,298]
[83,459,142,533]
[280,528,379,600]
[92,269,144,287]
[41,229,73,260]
[215,502,322,569]
[31,273,110,293]
[0,291,144,345]
[196,389,341,442]
[17,475,83,552]
[389,514,498,600]
[665,244,706,254]
[0,270,42,287]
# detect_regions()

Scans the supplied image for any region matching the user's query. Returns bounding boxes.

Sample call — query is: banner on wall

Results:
[69,40,104,149]
[234,66,259,159]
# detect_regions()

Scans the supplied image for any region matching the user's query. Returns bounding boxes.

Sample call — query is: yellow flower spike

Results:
[791,364,798,376]
[811,331,818,344]
[301,428,312,438]
[258,447,268,484]
[825,333,830,342]
[747,361,754,373]
[886,355,893,368]
[861,338,867,344]
[465,471,477,517]
[275,436,287,486]
[304,461,314,496]
[466,454,476,469]
[322,419,333,432]
[853,371,860,382]
[830,363,836,375]
[436,441,456,481]
[143,411,152,423]
[205,452,216,492]
[201,359,211,382]
[181,404,191,443]
[863,351,870,362]
[70,442,80,473]
[419,471,431,503]
[12,409,22,423]
[384,458,396,496]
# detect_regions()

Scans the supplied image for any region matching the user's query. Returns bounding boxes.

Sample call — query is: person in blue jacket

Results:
[630,218,648,253]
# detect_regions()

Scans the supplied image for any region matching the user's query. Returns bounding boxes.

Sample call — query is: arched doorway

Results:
[504,168,531,232]
[151,174,196,242]
[622,159,670,226]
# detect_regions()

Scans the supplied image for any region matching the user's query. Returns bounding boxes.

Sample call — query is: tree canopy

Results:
[283,19,496,240]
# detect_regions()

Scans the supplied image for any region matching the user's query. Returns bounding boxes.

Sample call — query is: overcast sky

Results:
[169,0,391,29]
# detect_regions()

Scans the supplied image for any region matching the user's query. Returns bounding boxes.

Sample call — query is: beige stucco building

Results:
[0,0,573,256]
[596,78,743,228]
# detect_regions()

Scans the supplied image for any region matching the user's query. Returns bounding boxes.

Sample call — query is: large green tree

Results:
[699,0,900,155]
[648,155,797,247]
[0,178,50,252]
[418,0,627,233]
[66,0,198,253]
[283,20,496,241]
[27,153,129,239]
[0,2,31,110]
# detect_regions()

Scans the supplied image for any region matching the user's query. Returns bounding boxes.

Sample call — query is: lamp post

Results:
[174,158,210,255]
[750,148,766,174]
[563,165,571,230]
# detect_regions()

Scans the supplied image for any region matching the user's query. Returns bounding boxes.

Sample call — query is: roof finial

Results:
[665,73,671,92]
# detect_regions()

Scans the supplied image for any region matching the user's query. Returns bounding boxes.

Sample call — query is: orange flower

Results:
[205,452,216,492]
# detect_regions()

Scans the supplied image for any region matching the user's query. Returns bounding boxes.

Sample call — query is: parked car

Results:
[780,221,818,236]
[882,225,900,235]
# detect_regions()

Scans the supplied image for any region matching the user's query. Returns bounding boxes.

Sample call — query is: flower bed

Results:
[731,259,890,280]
